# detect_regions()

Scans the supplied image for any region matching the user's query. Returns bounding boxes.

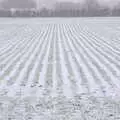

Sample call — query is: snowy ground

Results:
[0,18,120,120]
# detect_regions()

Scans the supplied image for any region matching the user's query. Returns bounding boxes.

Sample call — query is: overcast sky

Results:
[36,0,120,8]
[35,0,120,4]
[0,0,120,9]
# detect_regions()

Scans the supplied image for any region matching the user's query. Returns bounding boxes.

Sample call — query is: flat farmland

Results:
[0,18,120,120]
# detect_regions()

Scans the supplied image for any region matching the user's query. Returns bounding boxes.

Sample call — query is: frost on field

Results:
[0,93,120,120]
[0,18,120,120]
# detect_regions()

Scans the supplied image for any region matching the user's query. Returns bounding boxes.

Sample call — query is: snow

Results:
[0,18,120,120]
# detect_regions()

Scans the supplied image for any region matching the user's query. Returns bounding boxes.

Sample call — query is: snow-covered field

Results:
[0,18,120,120]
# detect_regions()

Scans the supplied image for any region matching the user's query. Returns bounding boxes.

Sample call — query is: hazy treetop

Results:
[0,0,120,9]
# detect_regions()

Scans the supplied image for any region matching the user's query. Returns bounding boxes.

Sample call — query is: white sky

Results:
[0,0,120,9]
[35,0,120,8]
[36,0,120,4]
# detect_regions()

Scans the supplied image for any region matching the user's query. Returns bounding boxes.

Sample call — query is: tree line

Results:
[0,0,120,17]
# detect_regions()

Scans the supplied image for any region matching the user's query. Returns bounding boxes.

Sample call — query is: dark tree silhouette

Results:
[0,0,120,17]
